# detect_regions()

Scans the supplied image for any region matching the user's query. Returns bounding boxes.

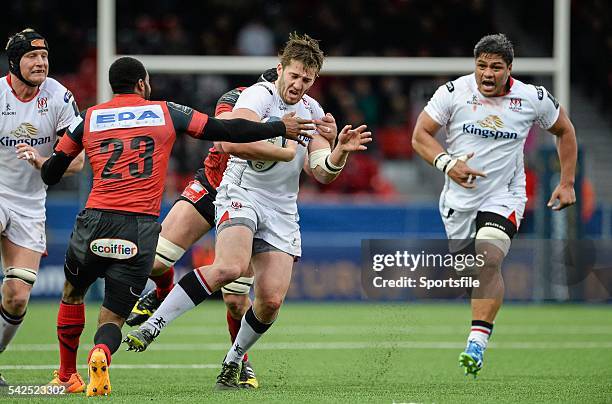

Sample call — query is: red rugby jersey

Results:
[204,86,245,188]
[56,94,210,216]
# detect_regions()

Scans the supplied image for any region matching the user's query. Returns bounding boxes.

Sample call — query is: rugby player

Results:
[125,67,331,388]
[124,33,372,390]
[412,33,577,377]
[40,56,313,396]
[0,28,84,385]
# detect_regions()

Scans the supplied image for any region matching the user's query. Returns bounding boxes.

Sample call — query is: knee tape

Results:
[155,236,186,267]
[3,267,37,286]
[221,276,254,295]
[475,226,511,256]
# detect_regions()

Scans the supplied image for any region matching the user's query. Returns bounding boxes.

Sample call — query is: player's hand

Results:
[547,183,576,210]
[15,143,44,170]
[281,112,314,146]
[313,113,338,144]
[447,153,486,189]
[336,124,372,152]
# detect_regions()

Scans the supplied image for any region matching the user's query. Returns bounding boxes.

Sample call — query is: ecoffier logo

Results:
[90,239,138,259]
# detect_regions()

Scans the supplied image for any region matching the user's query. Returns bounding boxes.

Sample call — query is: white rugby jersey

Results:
[221,81,324,214]
[424,73,560,212]
[0,76,77,218]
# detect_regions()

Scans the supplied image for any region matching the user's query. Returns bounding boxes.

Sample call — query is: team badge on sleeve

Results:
[64,90,73,103]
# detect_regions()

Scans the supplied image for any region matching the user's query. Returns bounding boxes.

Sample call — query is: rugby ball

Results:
[247,117,287,172]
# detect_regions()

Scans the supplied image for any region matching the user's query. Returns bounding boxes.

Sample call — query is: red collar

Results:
[6,74,40,103]
[113,93,145,100]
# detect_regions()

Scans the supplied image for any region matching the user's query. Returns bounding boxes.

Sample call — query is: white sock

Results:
[0,305,25,353]
[468,320,493,349]
[225,307,273,364]
[142,269,211,335]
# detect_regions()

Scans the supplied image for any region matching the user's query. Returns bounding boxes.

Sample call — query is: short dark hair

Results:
[109,57,147,94]
[473,34,514,66]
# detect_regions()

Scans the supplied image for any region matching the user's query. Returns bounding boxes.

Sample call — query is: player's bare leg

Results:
[49,280,87,393]
[0,238,40,385]
[216,250,293,390]
[127,201,212,326]
[460,242,506,377]
[125,224,253,351]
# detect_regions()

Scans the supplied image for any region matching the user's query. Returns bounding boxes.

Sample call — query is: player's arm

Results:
[412,111,486,189]
[546,106,577,210]
[219,108,297,162]
[41,112,86,185]
[17,115,85,174]
[167,102,312,146]
[308,124,372,185]
[16,139,84,174]
[313,112,338,147]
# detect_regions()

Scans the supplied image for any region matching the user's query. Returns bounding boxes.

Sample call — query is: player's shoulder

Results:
[0,76,10,95]
[514,79,559,109]
[40,77,74,104]
[40,77,67,96]
[217,86,247,105]
[248,81,275,95]
[441,74,473,93]
[300,94,324,117]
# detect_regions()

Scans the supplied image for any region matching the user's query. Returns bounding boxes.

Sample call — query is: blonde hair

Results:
[279,32,324,74]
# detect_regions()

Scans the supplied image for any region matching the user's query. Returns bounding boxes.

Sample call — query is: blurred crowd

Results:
[1,0,606,205]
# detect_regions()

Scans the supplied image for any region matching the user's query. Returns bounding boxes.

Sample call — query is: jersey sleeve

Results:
[166,101,210,139]
[532,85,561,130]
[233,83,274,118]
[56,109,86,157]
[56,89,80,132]
[215,87,245,116]
[423,82,454,126]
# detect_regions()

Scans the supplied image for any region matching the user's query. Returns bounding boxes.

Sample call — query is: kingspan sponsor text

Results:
[463,124,518,140]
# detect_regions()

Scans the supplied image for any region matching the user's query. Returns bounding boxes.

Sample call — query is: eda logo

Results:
[90,238,138,259]
[89,105,165,132]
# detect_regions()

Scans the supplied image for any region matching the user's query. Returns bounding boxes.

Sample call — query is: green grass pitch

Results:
[0,301,610,403]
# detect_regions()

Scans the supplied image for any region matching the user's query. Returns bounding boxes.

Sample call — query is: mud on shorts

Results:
[64,209,161,318]
[214,183,301,258]
[174,168,218,227]
[0,202,46,253]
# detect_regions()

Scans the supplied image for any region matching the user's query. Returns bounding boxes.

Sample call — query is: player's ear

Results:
[507,63,512,74]
[276,63,283,77]
[135,78,145,94]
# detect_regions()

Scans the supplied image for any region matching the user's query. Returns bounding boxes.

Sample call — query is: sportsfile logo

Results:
[90,238,138,259]
[463,115,518,140]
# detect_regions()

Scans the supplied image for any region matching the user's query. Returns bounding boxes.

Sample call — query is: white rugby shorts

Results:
[214,184,301,257]
[439,191,526,252]
[0,202,46,253]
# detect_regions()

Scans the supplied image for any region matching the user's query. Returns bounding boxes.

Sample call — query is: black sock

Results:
[94,323,122,354]
[178,270,212,305]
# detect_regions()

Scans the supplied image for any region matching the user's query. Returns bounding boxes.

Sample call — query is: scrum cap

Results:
[6,28,49,87]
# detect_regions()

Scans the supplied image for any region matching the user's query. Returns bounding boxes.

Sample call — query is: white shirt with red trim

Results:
[221,81,324,214]
[0,76,77,218]
[424,73,560,212]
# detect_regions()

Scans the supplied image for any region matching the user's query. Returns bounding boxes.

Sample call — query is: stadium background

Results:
[1,1,611,402]
[2,0,609,302]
